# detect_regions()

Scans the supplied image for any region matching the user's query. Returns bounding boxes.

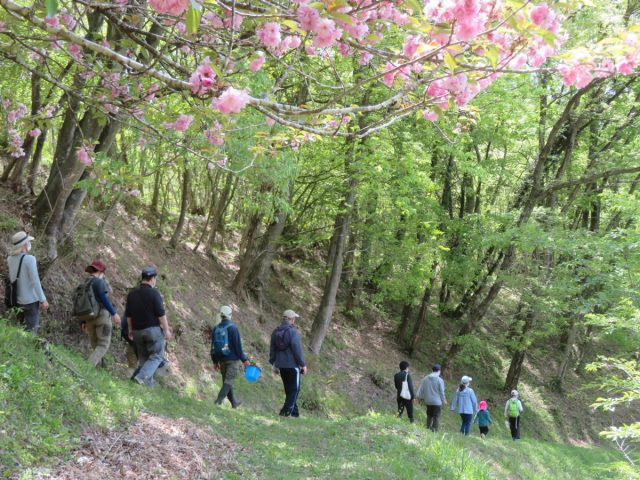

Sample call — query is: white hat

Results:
[461,375,472,385]
[9,231,34,255]
[283,309,299,319]
[219,305,232,318]
[511,389,519,398]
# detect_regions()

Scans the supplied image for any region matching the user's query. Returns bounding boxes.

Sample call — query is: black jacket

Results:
[394,370,415,400]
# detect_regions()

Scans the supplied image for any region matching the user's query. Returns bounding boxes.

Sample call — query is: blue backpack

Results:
[211,323,232,359]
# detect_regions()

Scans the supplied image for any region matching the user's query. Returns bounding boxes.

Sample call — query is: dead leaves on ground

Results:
[39,413,243,479]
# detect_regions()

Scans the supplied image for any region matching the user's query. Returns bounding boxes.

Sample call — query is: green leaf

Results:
[186,3,201,35]
[328,12,353,25]
[46,0,58,18]
[405,0,423,14]
[443,51,457,72]
[485,45,499,69]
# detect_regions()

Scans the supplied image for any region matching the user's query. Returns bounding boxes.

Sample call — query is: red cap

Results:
[479,401,488,411]
[85,260,106,273]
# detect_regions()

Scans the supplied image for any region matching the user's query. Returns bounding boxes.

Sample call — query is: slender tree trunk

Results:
[207,171,235,252]
[408,261,439,354]
[309,142,358,355]
[557,315,581,388]
[504,309,535,392]
[27,128,47,194]
[169,166,191,248]
[151,168,162,214]
[231,210,263,294]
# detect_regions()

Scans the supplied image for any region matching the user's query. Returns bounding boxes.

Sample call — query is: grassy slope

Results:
[0,319,629,480]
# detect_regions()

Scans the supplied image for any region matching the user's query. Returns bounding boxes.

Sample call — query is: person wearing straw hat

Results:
[269,309,307,417]
[6,231,48,334]
[81,260,121,367]
[211,305,250,408]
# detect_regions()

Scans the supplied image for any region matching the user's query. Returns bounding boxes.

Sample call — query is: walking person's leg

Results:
[426,405,434,430]
[509,417,517,440]
[397,397,405,417]
[279,368,300,416]
[432,405,441,432]
[133,327,165,386]
[21,302,41,334]
[88,310,112,367]
[406,399,414,423]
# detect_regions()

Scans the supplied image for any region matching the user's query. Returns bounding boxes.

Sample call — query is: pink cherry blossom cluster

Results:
[162,114,193,132]
[148,0,189,16]
[297,6,343,48]
[189,58,216,95]
[7,103,27,124]
[7,129,24,158]
[77,144,94,166]
[212,87,250,114]
[204,121,224,145]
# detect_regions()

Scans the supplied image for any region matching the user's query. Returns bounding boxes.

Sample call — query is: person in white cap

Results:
[269,309,307,417]
[450,375,478,436]
[504,389,524,440]
[6,231,48,334]
[211,305,250,408]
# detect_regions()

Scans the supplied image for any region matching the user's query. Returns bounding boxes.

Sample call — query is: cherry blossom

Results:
[249,55,266,72]
[148,0,189,16]
[162,114,193,132]
[29,128,42,137]
[189,58,216,95]
[257,22,281,51]
[77,145,94,165]
[212,87,250,114]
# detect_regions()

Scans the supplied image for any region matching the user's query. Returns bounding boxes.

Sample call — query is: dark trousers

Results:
[19,302,40,334]
[426,405,442,431]
[397,397,414,422]
[479,426,489,436]
[279,367,301,417]
[460,413,473,435]
[509,416,521,439]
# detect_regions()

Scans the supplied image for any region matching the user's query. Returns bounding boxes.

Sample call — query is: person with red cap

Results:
[82,260,121,367]
[474,400,492,438]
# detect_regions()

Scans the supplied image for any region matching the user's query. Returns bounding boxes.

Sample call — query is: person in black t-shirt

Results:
[125,266,172,386]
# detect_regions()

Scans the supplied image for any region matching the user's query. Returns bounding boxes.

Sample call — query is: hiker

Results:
[450,375,478,436]
[504,389,523,440]
[474,400,492,438]
[416,364,447,431]
[81,260,121,367]
[211,305,250,408]
[269,309,307,417]
[125,266,172,386]
[6,231,48,334]
[394,361,415,423]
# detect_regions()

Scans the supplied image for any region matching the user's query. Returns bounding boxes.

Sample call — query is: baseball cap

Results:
[283,309,300,319]
[85,260,106,273]
[220,305,232,318]
[461,375,472,385]
[141,266,158,278]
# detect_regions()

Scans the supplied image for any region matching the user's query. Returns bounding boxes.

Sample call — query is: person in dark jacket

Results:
[81,260,121,367]
[394,361,415,423]
[211,305,250,408]
[269,309,307,417]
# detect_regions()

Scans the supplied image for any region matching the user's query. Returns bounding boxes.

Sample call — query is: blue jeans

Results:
[460,413,473,435]
[132,326,165,386]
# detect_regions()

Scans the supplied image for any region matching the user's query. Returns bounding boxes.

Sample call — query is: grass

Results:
[0,317,633,479]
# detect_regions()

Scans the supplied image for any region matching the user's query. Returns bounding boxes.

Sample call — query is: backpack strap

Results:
[14,254,25,281]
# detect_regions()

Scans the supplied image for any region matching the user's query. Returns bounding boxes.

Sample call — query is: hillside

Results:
[0,184,636,478]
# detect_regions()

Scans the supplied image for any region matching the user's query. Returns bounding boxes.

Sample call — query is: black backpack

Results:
[273,325,292,351]
[4,254,25,309]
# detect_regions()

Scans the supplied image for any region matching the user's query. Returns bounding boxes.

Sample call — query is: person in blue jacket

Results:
[82,260,121,367]
[269,309,307,417]
[211,305,250,408]
[451,375,478,436]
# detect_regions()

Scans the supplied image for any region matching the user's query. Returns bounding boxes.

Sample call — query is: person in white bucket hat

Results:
[6,231,49,334]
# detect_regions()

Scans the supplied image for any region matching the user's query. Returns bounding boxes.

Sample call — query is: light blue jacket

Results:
[451,386,478,415]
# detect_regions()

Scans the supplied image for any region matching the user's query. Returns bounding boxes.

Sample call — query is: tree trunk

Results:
[27,127,48,194]
[206,171,235,252]
[245,207,288,299]
[309,146,358,355]
[504,309,535,392]
[231,210,263,294]
[169,166,191,248]
[407,261,439,354]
